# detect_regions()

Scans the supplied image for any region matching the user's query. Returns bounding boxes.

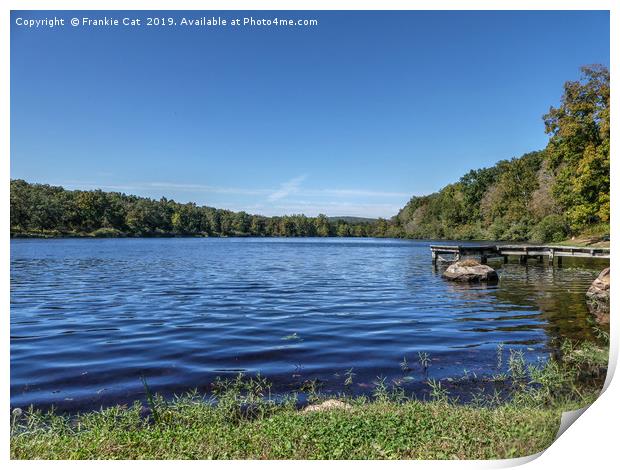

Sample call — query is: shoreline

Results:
[10,340,608,460]
[9,231,611,249]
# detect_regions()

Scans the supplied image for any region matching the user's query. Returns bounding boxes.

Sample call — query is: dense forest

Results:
[9,179,386,238]
[10,65,609,242]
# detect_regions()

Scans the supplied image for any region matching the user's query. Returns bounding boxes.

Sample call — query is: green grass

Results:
[11,399,564,460]
[554,239,609,248]
[553,224,610,247]
[11,340,608,460]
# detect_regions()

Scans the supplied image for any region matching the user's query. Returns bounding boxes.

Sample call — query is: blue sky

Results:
[11,10,609,217]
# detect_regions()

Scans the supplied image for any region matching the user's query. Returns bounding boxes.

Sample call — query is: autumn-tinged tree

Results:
[314,214,331,237]
[372,218,390,237]
[336,221,351,237]
[481,152,543,231]
[171,202,203,234]
[250,216,265,236]
[75,190,107,231]
[459,166,502,222]
[543,64,610,230]
[232,211,251,234]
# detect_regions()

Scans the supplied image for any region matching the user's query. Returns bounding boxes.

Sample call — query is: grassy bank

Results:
[553,232,610,248]
[11,340,608,460]
[11,399,564,460]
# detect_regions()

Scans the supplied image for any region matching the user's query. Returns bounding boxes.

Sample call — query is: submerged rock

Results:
[586,268,610,320]
[442,259,498,283]
[302,399,352,413]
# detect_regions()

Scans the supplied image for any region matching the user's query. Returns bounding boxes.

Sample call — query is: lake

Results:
[10,237,608,412]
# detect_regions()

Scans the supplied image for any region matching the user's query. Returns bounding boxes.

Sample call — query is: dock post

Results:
[557,256,563,267]
[481,255,487,264]
[519,255,527,264]
[503,255,508,264]
[538,255,543,263]
[432,251,437,265]
[548,249,554,266]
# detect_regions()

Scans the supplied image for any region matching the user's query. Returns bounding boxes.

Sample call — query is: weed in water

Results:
[418,352,431,375]
[300,378,323,403]
[592,325,610,344]
[508,349,527,385]
[211,373,277,423]
[292,363,303,379]
[372,376,389,402]
[427,379,449,402]
[344,368,356,388]
[459,368,478,382]
[140,375,161,424]
[496,342,505,370]
[489,372,508,383]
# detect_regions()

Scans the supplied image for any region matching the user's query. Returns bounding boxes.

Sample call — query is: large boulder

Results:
[442,259,498,283]
[586,267,610,311]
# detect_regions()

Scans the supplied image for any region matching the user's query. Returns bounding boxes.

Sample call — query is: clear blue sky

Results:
[11,10,609,217]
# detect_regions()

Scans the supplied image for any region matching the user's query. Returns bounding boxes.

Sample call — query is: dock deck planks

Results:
[430,244,609,265]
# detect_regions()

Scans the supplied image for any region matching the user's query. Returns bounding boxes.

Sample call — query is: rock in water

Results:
[586,267,610,310]
[442,259,498,283]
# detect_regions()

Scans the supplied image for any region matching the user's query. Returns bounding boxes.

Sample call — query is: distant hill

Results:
[328,216,378,224]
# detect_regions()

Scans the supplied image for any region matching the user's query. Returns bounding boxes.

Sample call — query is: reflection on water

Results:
[10,238,608,412]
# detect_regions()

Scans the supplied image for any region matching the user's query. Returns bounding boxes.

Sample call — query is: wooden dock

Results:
[430,244,610,266]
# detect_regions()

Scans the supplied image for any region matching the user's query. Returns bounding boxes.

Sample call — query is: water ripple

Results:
[10,237,607,412]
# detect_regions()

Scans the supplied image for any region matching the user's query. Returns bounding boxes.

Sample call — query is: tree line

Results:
[10,65,609,243]
[10,179,391,238]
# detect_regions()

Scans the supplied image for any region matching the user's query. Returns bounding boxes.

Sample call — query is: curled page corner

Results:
[555,405,590,440]
[499,450,544,467]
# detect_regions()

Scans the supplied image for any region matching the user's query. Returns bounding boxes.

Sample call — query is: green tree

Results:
[171,203,203,233]
[233,211,251,234]
[459,166,502,222]
[543,64,610,230]
[336,221,350,237]
[250,216,265,236]
[314,214,331,237]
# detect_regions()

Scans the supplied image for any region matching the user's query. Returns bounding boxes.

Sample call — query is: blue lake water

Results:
[10,237,607,411]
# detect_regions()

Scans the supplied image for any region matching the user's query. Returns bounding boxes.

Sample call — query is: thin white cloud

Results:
[51,178,412,218]
[55,179,410,200]
[267,175,307,201]
[305,188,410,198]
